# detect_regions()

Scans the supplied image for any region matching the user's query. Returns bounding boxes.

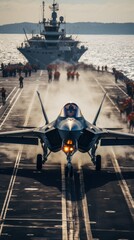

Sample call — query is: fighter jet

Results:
[0,91,134,177]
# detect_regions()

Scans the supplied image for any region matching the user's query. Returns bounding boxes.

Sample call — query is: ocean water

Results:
[0,34,134,80]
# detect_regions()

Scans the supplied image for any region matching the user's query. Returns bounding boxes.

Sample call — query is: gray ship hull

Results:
[18,47,86,69]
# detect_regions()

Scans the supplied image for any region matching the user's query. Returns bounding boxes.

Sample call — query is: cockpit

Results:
[60,103,82,118]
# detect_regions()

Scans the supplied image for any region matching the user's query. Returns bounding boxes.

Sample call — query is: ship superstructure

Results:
[18,0,87,69]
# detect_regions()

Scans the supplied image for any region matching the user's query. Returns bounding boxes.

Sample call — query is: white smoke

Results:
[1,67,133,168]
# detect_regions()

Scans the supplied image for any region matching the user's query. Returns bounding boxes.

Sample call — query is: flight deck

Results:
[0,68,134,239]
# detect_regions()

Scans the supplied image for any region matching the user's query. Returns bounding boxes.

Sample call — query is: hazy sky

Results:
[0,0,134,25]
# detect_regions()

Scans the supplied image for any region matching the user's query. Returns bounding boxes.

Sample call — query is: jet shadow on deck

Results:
[0,154,133,201]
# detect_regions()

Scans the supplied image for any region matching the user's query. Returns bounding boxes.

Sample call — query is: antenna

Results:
[23,28,29,42]
[50,0,59,11]
[42,1,46,23]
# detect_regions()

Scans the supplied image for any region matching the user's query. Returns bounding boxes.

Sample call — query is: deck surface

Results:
[0,69,134,240]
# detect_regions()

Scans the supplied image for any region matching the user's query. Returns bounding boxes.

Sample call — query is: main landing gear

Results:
[89,144,102,171]
[36,151,50,171]
[36,142,50,171]
[36,154,43,171]
[89,152,102,171]
[95,155,101,171]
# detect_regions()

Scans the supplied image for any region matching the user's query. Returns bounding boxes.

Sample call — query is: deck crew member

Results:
[19,75,24,88]
[1,87,6,105]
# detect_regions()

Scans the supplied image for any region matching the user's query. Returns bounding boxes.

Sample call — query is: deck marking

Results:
[111,148,134,220]
[9,88,20,104]
[94,76,134,220]
[61,163,67,240]
[95,78,120,112]
[72,174,80,240]
[66,178,74,240]
[0,85,39,235]
[79,163,93,240]
[0,89,23,128]
[0,149,22,235]
[7,87,16,101]
[0,86,16,108]
[110,78,128,97]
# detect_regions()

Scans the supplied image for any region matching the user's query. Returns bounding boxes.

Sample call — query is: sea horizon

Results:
[0,22,134,35]
[0,34,134,80]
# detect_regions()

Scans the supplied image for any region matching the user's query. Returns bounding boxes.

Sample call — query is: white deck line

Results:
[0,149,22,235]
[0,87,16,109]
[95,78,120,112]
[110,78,128,97]
[0,89,23,128]
[7,87,16,101]
[94,76,134,220]
[0,85,39,235]
[9,88,19,104]
[61,164,67,240]
[23,86,38,126]
[66,181,73,240]
[73,178,80,240]
[111,148,134,220]
[79,164,93,240]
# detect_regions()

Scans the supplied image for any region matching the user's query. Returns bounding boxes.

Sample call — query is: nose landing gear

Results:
[65,163,73,178]
[65,155,74,178]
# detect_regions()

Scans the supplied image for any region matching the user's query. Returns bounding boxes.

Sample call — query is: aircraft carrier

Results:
[0,67,134,239]
[17,0,87,69]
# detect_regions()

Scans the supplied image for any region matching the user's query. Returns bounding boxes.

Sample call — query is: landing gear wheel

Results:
[96,155,101,171]
[37,154,43,171]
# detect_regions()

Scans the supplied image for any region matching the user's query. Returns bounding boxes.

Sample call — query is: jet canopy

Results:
[60,103,82,118]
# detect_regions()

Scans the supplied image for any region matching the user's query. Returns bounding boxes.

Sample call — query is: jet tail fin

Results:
[37,91,49,125]
[92,93,106,126]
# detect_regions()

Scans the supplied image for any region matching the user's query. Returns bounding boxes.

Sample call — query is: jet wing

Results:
[99,129,134,146]
[0,129,40,145]
[0,124,56,145]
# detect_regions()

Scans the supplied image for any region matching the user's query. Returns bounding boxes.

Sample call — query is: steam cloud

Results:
[1,67,133,168]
